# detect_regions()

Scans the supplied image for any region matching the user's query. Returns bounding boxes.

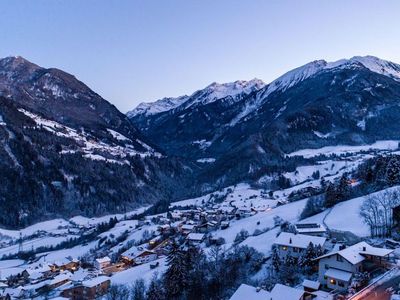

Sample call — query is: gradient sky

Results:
[1,0,400,112]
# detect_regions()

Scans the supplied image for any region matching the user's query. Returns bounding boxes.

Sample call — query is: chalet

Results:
[36,272,72,293]
[186,233,205,245]
[61,276,110,300]
[21,264,52,282]
[294,223,327,236]
[134,250,158,265]
[94,257,111,271]
[316,242,394,291]
[50,257,79,272]
[274,232,327,259]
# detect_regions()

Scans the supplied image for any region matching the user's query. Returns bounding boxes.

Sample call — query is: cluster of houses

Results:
[0,256,112,300]
[230,221,396,299]
[0,203,253,300]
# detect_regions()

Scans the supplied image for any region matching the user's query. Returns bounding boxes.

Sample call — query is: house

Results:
[133,250,158,265]
[270,284,305,300]
[315,241,394,291]
[36,271,72,293]
[94,257,111,271]
[61,276,110,300]
[197,221,218,233]
[50,257,79,272]
[229,283,305,300]
[21,264,52,282]
[229,284,270,300]
[186,233,205,245]
[148,236,162,249]
[294,223,327,236]
[274,232,327,259]
[180,224,196,234]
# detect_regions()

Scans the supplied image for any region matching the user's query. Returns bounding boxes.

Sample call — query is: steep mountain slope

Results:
[129,56,400,188]
[0,57,191,228]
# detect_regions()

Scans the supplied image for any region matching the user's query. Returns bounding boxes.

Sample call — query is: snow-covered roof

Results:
[49,272,72,285]
[274,232,326,249]
[187,233,205,241]
[95,256,111,264]
[181,224,195,230]
[294,223,326,234]
[270,284,304,300]
[302,279,320,290]
[229,284,270,300]
[82,276,110,288]
[325,268,353,282]
[316,241,393,265]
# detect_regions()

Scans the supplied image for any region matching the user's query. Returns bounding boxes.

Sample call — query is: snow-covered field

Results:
[287,140,399,158]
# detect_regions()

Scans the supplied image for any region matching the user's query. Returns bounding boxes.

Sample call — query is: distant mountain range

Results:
[129,55,400,187]
[2,55,400,228]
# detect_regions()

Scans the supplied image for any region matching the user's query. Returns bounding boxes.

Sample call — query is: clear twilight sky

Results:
[0,0,400,112]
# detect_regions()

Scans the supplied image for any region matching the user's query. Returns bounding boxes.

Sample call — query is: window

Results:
[282,246,288,251]
[293,247,298,253]
[325,264,329,270]
[338,281,345,287]
[329,278,336,285]
[336,255,343,262]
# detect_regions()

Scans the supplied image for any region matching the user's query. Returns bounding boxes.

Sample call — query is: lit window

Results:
[282,246,288,251]
[330,278,336,285]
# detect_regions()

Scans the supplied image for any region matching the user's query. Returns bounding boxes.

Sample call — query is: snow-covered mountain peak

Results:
[262,60,328,97]
[201,78,265,103]
[128,78,265,117]
[127,95,189,118]
[261,56,400,99]
[326,55,400,80]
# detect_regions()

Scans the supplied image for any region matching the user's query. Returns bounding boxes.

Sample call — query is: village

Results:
[0,172,400,300]
[0,180,399,300]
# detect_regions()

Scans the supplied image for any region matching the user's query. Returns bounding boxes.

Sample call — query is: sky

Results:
[0,0,400,112]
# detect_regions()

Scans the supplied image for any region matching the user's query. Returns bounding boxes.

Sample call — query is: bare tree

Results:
[360,189,400,237]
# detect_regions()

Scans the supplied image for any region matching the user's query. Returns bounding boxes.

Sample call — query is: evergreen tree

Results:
[164,241,188,299]
[301,242,316,272]
[131,278,146,300]
[385,157,400,186]
[147,273,165,300]
[271,246,281,273]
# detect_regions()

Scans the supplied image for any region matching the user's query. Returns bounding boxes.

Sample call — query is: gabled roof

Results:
[270,284,304,300]
[274,232,326,249]
[316,241,393,265]
[229,284,270,300]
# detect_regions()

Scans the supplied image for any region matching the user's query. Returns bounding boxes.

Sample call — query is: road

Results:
[351,270,400,300]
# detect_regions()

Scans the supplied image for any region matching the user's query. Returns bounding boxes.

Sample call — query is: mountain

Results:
[0,56,191,227]
[129,56,400,188]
